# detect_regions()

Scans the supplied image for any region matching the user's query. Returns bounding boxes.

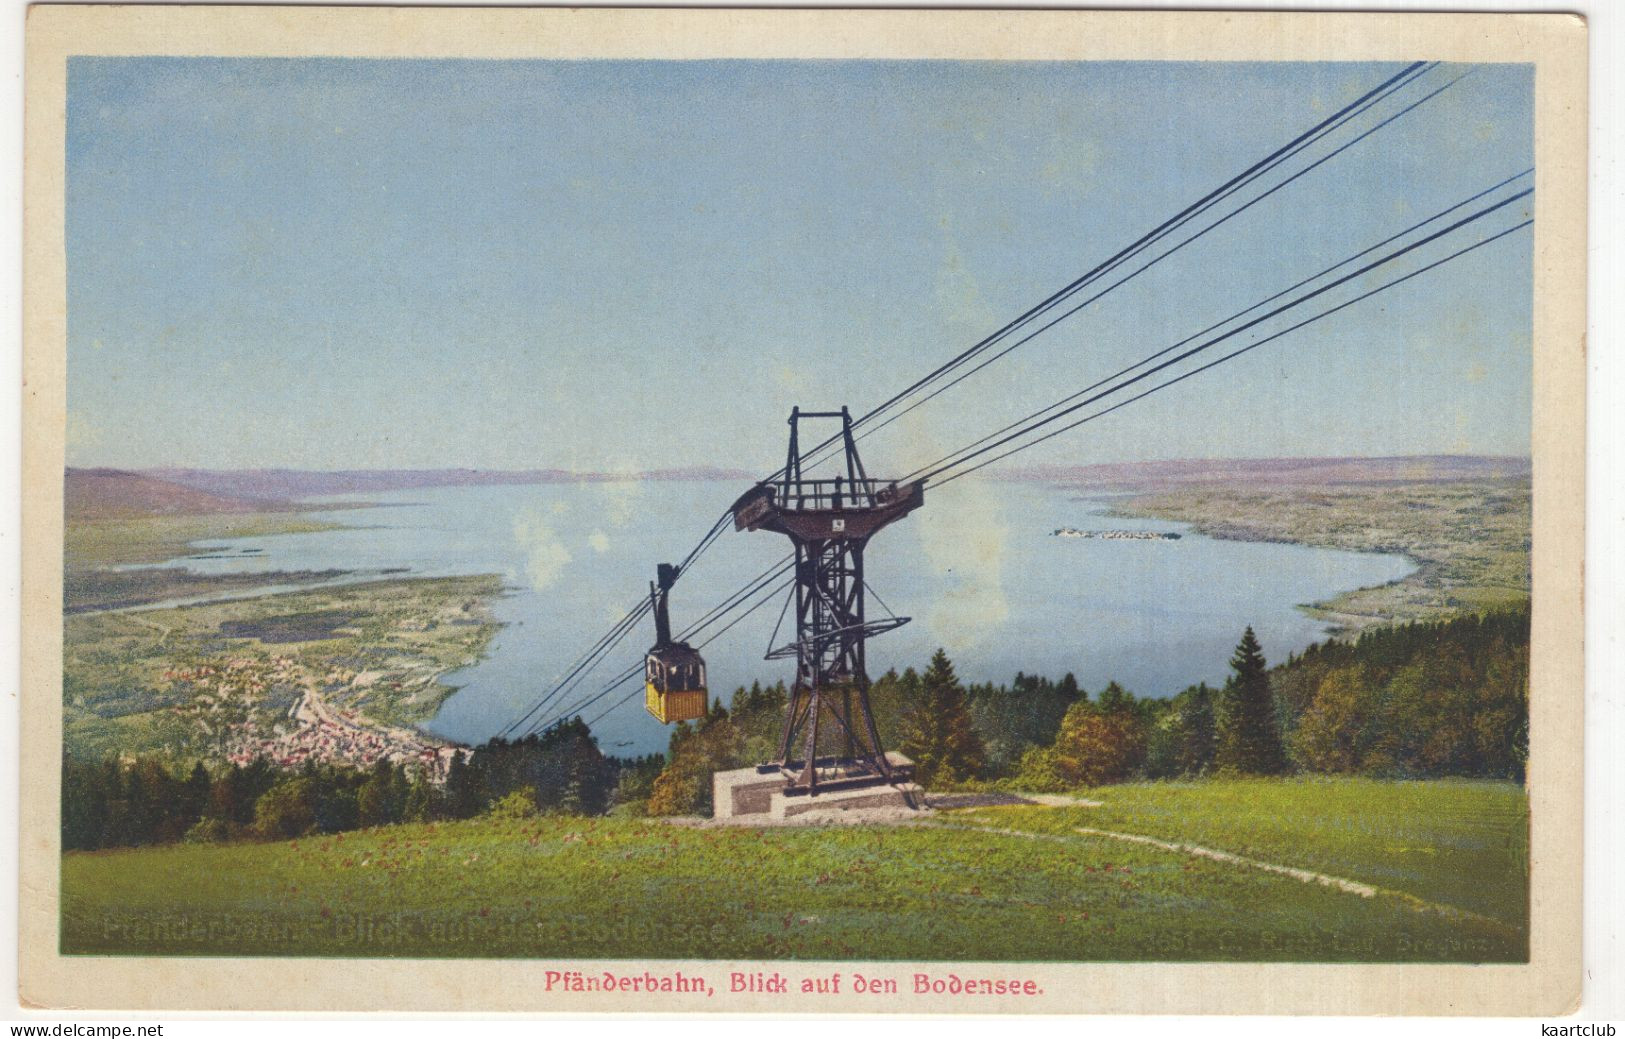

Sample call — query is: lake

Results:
[144,479,1413,757]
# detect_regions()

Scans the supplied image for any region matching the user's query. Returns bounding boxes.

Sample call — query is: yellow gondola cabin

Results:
[643,562,709,723]
[645,644,707,723]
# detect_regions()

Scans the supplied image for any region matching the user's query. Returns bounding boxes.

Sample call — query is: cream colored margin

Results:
[20,7,1587,1015]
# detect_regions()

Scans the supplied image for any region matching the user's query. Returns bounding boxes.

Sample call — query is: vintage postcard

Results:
[19,6,1587,1015]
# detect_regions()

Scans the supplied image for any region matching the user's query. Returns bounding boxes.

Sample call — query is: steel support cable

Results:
[498,594,652,738]
[765,578,796,656]
[677,508,734,573]
[500,506,735,737]
[791,61,1438,474]
[560,184,1531,737]
[508,63,1435,737]
[551,568,797,735]
[916,186,1532,484]
[503,595,655,738]
[526,559,796,736]
[584,574,798,730]
[565,209,1531,734]
[921,194,1532,486]
[673,552,796,638]
[927,215,1534,488]
[808,63,1446,473]
[529,664,642,738]
[842,62,1431,429]
[864,580,899,621]
[521,557,792,737]
[903,167,1532,484]
[932,218,1533,488]
[694,575,799,651]
[534,594,663,725]
[851,68,1472,473]
[555,573,796,733]
[577,673,646,732]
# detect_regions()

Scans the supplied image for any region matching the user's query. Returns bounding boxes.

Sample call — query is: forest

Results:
[61,719,655,851]
[62,603,1528,849]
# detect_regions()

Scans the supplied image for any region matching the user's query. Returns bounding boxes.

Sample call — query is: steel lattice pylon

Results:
[730,406,923,793]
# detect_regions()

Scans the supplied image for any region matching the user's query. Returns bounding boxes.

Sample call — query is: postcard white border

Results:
[19,6,1588,1014]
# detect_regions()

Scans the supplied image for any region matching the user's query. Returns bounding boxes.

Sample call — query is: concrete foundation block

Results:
[712,752,921,821]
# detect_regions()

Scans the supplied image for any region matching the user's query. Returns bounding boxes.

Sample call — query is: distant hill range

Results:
[67,457,1529,522]
[994,455,1531,490]
[65,468,298,521]
[66,466,756,522]
[141,466,754,502]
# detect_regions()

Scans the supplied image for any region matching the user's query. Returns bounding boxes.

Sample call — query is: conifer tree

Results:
[358,759,398,826]
[897,649,986,787]
[1177,682,1218,776]
[402,769,439,822]
[60,758,111,850]
[182,762,212,822]
[1214,627,1287,775]
[1057,672,1080,701]
[444,750,486,819]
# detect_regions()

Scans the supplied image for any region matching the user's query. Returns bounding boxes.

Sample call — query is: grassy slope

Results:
[61,779,1526,962]
[961,779,1528,927]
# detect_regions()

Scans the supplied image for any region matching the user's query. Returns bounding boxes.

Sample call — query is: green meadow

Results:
[61,778,1527,962]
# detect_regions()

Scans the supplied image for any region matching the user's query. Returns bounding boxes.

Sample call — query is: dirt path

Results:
[931,820,1518,932]
[1069,825,1377,897]
[935,820,1380,897]
[653,789,1518,935]
[1020,793,1105,808]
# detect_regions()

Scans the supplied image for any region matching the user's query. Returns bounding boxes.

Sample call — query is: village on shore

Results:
[1051,527,1182,541]
[167,653,463,780]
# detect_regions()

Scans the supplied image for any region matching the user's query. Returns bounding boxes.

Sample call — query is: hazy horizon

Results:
[66,451,1534,479]
[82,452,1536,468]
[68,59,1533,474]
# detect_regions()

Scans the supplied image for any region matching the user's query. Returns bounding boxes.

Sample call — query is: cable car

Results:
[644,562,708,723]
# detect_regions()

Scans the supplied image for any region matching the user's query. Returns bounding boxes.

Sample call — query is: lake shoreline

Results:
[64,478,1433,759]
[1103,477,1530,633]
[63,572,507,766]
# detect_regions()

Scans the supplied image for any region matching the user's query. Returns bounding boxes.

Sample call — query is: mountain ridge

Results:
[993,455,1530,489]
[139,465,758,501]
[65,468,297,521]
[68,456,1531,520]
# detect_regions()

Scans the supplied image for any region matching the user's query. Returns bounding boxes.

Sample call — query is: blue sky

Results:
[65,59,1533,474]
